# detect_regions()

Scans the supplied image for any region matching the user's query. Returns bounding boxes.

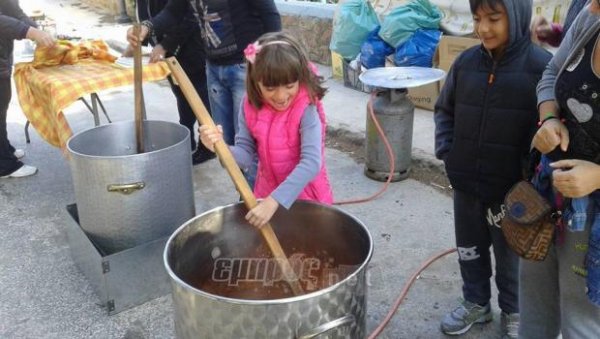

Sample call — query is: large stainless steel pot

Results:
[164,201,373,338]
[67,120,195,254]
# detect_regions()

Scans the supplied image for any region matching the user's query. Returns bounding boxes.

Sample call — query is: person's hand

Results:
[122,44,134,57]
[26,27,55,48]
[149,44,166,63]
[550,159,600,198]
[199,124,223,152]
[533,119,569,154]
[531,16,553,43]
[245,196,279,228]
[126,25,149,47]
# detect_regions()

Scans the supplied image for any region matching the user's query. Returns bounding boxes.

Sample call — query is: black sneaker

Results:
[192,147,216,165]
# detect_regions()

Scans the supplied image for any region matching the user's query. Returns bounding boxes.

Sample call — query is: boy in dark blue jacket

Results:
[434,0,551,337]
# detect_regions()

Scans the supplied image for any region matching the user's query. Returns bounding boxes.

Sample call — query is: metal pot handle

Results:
[106,182,145,195]
[297,314,355,339]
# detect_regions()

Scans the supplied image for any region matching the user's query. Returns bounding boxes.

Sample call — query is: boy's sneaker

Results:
[13,149,25,159]
[440,299,492,335]
[1,165,38,178]
[500,312,519,339]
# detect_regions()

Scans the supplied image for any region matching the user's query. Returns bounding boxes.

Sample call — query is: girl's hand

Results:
[126,25,149,47]
[198,125,223,152]
[550,160,600,198]
[245,196,279,228]
[26,27,55,48]
[533,119,569,154]
[149,44,166,63]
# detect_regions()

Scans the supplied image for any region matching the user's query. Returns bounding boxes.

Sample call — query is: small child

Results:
[434,0,551,337]
[200,31,333,228]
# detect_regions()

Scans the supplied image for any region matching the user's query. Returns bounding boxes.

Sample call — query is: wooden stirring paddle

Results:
[165,57,304,296]
[133,23,145,154]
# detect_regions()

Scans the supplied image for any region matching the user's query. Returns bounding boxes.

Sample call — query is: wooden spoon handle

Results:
[165,57,304,296]
[133,23,145,153]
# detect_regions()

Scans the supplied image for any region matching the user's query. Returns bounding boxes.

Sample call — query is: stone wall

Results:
[80,0,335,65]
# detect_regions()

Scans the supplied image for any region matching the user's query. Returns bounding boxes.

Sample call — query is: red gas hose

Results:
[334,91,395,205]
[368,248,457,338]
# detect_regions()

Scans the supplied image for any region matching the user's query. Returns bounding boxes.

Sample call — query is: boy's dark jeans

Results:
[0,77,22,176]
[453,189,519,314]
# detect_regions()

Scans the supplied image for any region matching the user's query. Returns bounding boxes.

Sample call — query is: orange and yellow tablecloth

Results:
[13,40,170,148]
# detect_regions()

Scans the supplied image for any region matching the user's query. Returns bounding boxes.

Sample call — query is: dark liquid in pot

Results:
[185,244,357,300]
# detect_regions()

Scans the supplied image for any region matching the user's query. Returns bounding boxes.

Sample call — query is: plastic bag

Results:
[379,0,442,48]
[394,29,442,67]
[360,26,394,69]
[330,0,380,60]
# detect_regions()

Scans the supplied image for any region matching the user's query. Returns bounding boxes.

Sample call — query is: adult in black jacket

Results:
[434,0,551,337]
[126,0,281,145]
[0,0,54,178]
[125,0,214,164]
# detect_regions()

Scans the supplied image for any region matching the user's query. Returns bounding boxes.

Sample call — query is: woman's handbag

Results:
[501,181,555,261]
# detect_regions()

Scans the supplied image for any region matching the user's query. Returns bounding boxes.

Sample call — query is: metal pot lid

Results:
[359,66,446,89]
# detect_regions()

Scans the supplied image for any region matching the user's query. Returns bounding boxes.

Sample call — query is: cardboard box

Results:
[408,81,440,111]
[331,51,344,80]
[437,35,480,72]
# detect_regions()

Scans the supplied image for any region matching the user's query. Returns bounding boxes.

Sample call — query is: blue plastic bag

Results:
[379,0,441,48]
[330,0,380,60]
[394,29,442,67]
[360,26,394,69]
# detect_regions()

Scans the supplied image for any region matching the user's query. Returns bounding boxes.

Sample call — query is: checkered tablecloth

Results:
[13,41,170,148]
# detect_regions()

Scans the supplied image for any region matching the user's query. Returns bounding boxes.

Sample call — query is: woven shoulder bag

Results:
[501,181,555,261]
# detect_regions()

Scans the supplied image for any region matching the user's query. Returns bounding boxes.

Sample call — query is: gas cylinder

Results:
[364,88,415,181]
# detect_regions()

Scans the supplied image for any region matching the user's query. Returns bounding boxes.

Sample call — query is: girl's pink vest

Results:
[243,86,333,204]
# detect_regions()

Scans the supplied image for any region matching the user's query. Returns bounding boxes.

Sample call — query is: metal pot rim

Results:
[66,120,189,159]
[164,201,374,305]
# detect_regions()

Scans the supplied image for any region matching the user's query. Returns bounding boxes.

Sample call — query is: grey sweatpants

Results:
[519,225,600,338]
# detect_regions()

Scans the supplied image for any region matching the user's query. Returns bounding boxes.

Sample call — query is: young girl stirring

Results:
[200,32,333,228]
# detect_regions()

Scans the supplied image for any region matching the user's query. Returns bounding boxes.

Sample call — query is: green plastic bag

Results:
[329,0,380,61]
[378,0,442,48]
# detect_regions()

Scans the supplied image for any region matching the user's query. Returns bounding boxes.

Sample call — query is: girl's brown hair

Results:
[245,31,327,109]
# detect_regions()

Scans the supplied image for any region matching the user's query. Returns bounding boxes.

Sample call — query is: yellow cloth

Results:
[13,40,170,148]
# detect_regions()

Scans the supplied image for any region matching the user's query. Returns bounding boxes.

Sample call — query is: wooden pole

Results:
[165,57,304,296]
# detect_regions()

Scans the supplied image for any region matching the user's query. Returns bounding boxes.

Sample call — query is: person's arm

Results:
[230,109,257,172]
[250,0,281,32]
[434,62,458,161]
[270,106,322,209]
[127,0,187,46]
[0,2,34,40]
[150,0,188,33]
[244,106,321,228]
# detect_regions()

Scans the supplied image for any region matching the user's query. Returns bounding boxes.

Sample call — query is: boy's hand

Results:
[533,119,569,154]
[245,196,279,228]
[198,125,223,152]
[550,160,600,197]
[26,27,55,48]
[126,25,149,47]
[149,44,166,63]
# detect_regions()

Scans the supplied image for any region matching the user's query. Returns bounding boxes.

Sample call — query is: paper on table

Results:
[115,56,151,68]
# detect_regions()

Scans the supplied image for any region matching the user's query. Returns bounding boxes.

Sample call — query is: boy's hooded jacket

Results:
[434,0,552,202]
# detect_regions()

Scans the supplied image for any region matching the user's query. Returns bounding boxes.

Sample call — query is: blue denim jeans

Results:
[206,61,256,189]
[206,61,247,145]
